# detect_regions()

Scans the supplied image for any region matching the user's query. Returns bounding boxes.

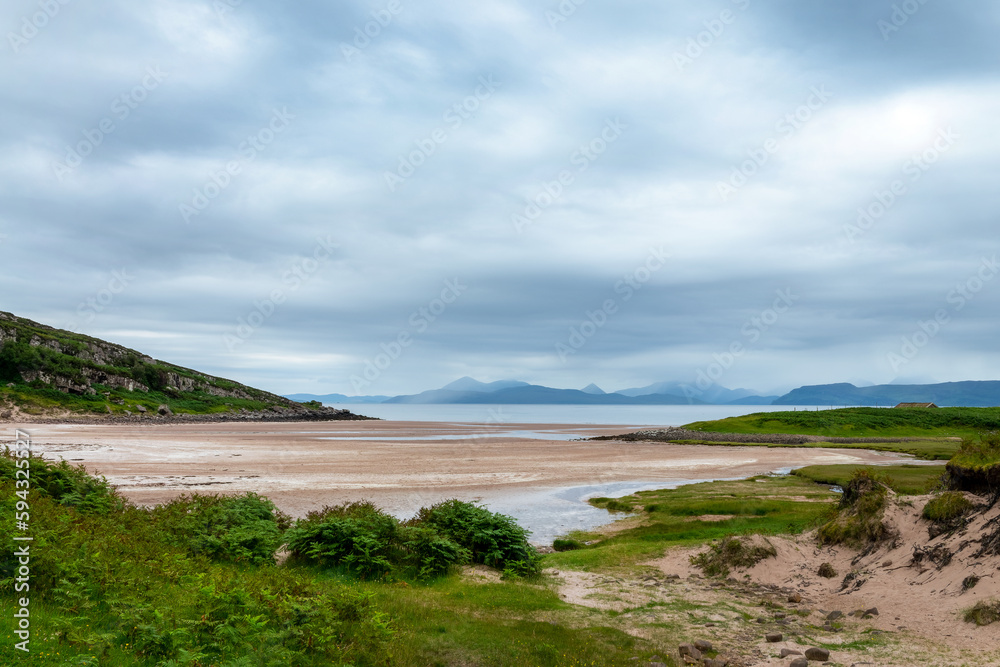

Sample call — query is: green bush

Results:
[152,492,288,565]
[0,451,122,515]
[412,499,542,576]
[690,535,776,577]
[817,468,892,547]
[922,492,974,523]
[287,501,402,579]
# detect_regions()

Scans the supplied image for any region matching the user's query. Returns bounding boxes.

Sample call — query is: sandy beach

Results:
[7,420,911,526]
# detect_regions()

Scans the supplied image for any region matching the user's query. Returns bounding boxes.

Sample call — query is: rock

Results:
[790,658,808,667]
[157,404,173,416]
[693,640,713,652]
[703,660,726,667]
[765,633,783,643]
[805,647,831,661]
[756,617,767,624]
[882,559,892,567]
[136,405,147,413]
[826,611,843,621]
[678,645,702,661]
[780,648,803,657]
[864,607,879,617]
[788,592,802,603]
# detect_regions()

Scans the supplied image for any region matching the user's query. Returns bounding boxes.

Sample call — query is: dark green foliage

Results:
[818,562,837,578]
[152,493,288,565]
[0,453,393,665]
[413,499,542,577]
[690,535,776,577]
[288,501,405,579]
[0,451,122,514]
[552,538,584,552]
[817,469,892,547]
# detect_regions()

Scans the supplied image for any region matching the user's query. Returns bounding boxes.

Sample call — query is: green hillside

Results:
[0,311,355,420]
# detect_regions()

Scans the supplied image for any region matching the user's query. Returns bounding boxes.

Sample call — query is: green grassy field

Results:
[547,475,837,573]
[683,407,1000,438]
[792,463,945,494]
[667,437,958,460]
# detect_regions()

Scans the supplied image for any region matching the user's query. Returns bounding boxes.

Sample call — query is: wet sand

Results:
[7,420,912,530]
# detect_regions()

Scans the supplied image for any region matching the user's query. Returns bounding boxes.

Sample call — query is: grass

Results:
[684,407,1000,439]
[0,451,670,666]
[546,475,835,572]
[792,464,944,495]
[816,469,892,547]
[922,492,974,523]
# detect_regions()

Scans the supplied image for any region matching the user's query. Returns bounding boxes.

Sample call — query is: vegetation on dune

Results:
[945,432,1000,493]
[964,600,1000,626]
[684,407,1000,439]
[689,535,776,578]
[816,469,893,548]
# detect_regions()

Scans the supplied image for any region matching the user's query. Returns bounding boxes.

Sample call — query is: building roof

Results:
[894,402,939,408]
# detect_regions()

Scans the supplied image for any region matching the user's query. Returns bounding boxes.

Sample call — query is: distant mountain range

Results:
[286,377,1000,407]
[773,381,1000,408]
[288,376,778,406]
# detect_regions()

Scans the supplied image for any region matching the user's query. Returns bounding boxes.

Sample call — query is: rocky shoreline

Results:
[0,405,376,425]
[592,426,916,445]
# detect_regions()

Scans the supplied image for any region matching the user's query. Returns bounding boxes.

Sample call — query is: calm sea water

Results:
[332,403,831,426]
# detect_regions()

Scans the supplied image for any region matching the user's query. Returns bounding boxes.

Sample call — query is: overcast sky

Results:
[2,0,998,397]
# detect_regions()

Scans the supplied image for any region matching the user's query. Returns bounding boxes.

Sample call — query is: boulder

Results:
[678,644,702,661]
[790,659,808,667]
[765,633,782,643]
[779,648,802,657]
[826,611,843,621]
[788,592,802,603]
[136,405,147,413]
[693,640,713,652]
[157,404,173,416]
[804,647,831,661]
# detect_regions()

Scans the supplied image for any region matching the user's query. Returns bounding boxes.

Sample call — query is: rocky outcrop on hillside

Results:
[0,311,372,422]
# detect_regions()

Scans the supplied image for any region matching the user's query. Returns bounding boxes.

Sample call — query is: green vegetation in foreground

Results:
[684,406,1000,439]
[1,452,666,666]
[792,463,944,495]
[817,469,892,548]
[551,475,836,572]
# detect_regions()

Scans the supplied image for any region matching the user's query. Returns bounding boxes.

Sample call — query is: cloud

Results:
[1,0,998,396]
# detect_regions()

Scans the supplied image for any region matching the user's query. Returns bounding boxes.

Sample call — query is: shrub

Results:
[153,493,287,565]
[689,535,776,578]
[964,600,1000,626]
[922,492,973,523]
[817,562,837,578]
[0,450,122,515]
[818,468,892,547]
[398,525,469,579]
[287,501,401,579]
[412,499,542,576]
